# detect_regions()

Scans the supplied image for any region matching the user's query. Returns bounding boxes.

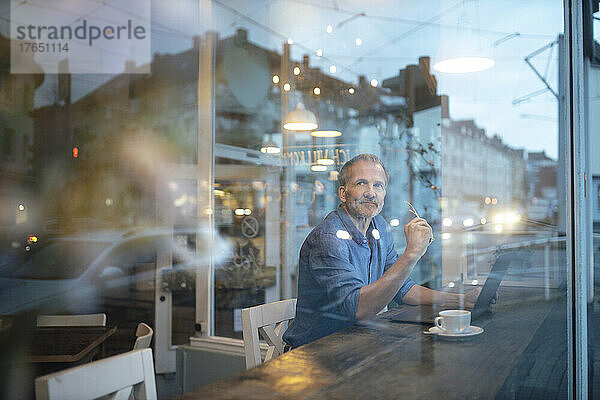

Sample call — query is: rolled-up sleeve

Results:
[307,234,364,322]
[393,278,416,304]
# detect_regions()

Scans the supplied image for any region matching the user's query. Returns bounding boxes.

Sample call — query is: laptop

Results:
[389,249,516,324]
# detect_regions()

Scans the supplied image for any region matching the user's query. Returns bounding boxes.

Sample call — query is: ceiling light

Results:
[317,158,334,165]
[311,130,341,137]
[348,87,355,94]
[442,218,452,227]
[283,83,291,92]
[272,75,279,83]
[433,57,495,74]
[433,3,494,74]
[355,38,362,46]
[287,38,294,45]
[370,79,378,87]
[329,65,337,74]
[326,25,333,34]
[260,133,280,154]
[316,49,323,57]
[313,87,321,95]
[293,66,300,76]
[284,103,318,131]
[311,165,327,172]
[260,143,280,154]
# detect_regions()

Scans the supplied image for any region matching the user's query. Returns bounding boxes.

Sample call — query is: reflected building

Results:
[0,34,44,250]
[526,150,558,223]
[441,118,527,225]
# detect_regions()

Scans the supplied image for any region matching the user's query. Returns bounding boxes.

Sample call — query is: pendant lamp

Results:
[284,103,318,131]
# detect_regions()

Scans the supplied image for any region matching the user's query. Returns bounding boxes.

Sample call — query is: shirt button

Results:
[362,239,367,244]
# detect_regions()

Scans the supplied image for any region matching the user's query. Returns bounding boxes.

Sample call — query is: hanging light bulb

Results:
[311,130,341,138]
[260,134,281,154]
[260,143,280,154]
[433,1,494,74]
[283,103,318,131]
[317,158,335,165]
[434,57,494,73]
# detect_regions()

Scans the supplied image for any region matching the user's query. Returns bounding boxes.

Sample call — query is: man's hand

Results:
[463,287,482,309]
[404,217,433,259]
[462,287,499,310]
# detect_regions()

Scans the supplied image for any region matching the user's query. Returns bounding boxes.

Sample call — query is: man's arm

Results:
[356,217,432,320]
[402,284,481,309]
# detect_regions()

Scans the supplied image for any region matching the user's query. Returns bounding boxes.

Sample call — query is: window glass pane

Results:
[0,0,577,398]
[0,1,209,393]
[210,0,568,397]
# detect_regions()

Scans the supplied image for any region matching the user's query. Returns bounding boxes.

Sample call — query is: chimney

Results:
[235,28,248,46]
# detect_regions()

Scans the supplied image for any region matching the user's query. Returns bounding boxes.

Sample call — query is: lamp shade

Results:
[433,3,494,74]
[284,103,318,131]
[260,133,281,154]
[260,142,280,154]
[433,57,494,74]
[311,130,341,138]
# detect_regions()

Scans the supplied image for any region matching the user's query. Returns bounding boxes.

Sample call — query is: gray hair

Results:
[338,153,390,187]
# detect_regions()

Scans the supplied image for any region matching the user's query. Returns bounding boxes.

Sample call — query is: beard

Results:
[345,198,383,220]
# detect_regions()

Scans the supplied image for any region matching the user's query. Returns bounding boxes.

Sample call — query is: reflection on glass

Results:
[0,0,582,397]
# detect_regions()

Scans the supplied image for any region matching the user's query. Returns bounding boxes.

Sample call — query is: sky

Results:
[0,0,565,158]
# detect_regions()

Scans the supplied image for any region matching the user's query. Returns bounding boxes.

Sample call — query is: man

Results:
[283,153,479,348]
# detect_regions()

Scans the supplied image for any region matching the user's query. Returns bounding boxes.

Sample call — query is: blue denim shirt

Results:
[283,204,416,347]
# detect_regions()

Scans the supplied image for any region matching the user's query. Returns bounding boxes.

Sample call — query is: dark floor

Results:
[157,373,178,399]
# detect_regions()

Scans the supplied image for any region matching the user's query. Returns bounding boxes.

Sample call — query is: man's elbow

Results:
[355,304,376,321]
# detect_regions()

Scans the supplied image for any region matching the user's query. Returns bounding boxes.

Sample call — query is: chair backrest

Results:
[133,322,153,350]
[241,298,297,369]
[37,313,107,327]
[35,348,157,400]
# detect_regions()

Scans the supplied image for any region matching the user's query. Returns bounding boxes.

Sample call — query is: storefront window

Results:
[0,0,592,398]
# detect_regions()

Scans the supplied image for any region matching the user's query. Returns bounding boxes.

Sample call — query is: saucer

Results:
[424,325,483,339]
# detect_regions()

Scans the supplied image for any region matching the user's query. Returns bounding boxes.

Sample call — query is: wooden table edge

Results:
[27,325,117,363]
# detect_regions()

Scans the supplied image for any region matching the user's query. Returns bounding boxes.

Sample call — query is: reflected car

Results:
[0,227,228,317]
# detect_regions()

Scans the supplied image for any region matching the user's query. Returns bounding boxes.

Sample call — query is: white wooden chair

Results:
[34,348,157,400]
[133,322,153,350]
[241,298,297,369]
[37,313,107,327]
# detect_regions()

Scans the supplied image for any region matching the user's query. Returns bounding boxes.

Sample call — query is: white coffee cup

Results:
[434,310,471,334]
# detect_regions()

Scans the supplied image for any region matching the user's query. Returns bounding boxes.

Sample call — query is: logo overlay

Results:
[10,0,150,74]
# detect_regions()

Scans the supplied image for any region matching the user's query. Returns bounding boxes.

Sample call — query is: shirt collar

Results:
[335,203,378,245]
